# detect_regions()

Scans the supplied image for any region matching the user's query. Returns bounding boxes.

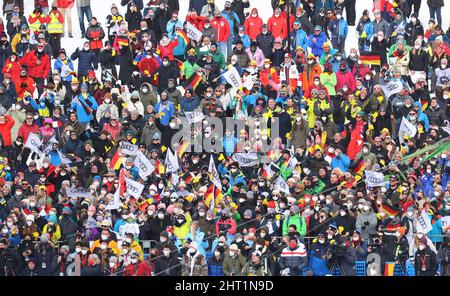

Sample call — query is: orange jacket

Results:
[244,9,263,40]
[301,63,322,93]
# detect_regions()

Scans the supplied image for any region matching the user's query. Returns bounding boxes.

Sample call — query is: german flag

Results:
[384,262,396,276]
[421,99,429,111]
[360,54,381,66]
[353,160,365,176]
[204,183,215,209]
[183,72,202,90]
[214,186,223,205]
[177,140,190,158]
[155,159,165,175]
[110,150,123,170]
[381,202,401,217]
[183,172,193,184]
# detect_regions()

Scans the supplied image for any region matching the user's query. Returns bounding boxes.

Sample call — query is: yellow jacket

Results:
[174,212,192,241]
[42,224,61,244]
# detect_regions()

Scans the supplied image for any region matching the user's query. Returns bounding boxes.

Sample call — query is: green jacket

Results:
[304,180,326,195]
[222,253,247,276]
[282,214,306,236]
[242,261,272,276]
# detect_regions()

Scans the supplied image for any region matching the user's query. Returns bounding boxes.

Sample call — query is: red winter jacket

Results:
[17,122,40,143]
[215,218,237,235]
[244,8,263,40]
[335,71,356,92]
[20,50,51,79]
[267,14,287,40]
[86,24,105,50]
[0,115,15,146]
[2,59,22,82]
[138,56,159,77]
[158,39,179,61]
[15,76,36,99]
[123,262,152,276]
[57,0,75,9]
[210,16,230,43]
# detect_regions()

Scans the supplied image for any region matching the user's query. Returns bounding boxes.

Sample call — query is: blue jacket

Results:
[308,31,327,57]
[233,34,251,48]
[53,58,75,82]
[154,100,175,126]
[173,34,187,57]
[309,241,331,276]
[69,94,98,123]
[428,214,443,243]
[289,29,309,52]
[166,20,183,39]
[221,135,237,156]
[49,150,62,166]
[420,172,435,198]
[414,101,430,131]
[208,260,224,276]
[314,0,334,14]
[331,153,351,172]
[222,10,240,37]
[70,49,96,77]
[328,18,348,44]
[358,21,375,51]
[180,96,200,112]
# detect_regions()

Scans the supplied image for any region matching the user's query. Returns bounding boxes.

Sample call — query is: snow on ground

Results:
[2,0,450,77]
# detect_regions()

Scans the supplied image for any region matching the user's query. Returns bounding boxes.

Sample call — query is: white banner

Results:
[380,80,403,98]
[416,210,433,234]
[165,148,179,173]
[399,116,417,138]
[66,187,92,199]
[184,110,205,124]
[223,66,243,89]
[106,185,121,210]
[232,153,259,167]
[42,136,59,154]
[209,155,222,190]
[274,176,290,194]
[441,216,450,229]
[364,171,386,188]
[24,133,42,154]
[125,177,145,198]
[58,151,73,164]
[120,141,139,156]
[185,22,202,42]
[133,151,154,179]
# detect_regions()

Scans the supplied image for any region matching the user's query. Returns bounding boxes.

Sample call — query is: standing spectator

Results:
[70,42,96,77]
[244,8,263,41]
[85,17,105,70]
[20,42,50,97]
[427,0,444,27]
[57,0,74,38]
[210,11,231,60]
[328,9,348,53]
[76,0,92,38]
[46,3,64,59]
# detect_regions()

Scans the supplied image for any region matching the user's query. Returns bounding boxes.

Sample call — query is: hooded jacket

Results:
[244,8,263,40]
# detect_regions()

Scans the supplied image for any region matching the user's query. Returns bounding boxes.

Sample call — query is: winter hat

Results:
[244,209,252,218]
[48,215,57,224]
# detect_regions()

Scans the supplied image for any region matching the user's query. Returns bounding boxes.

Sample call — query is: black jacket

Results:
[409,49,429,71]
[256,32,275,60]
[414,246,437,276]
[154,253,181,276]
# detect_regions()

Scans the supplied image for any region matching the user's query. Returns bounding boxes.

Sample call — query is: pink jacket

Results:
[245,47,265,68]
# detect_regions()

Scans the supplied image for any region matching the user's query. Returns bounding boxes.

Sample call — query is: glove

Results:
[360,31,367,39]
[364,220,370,226]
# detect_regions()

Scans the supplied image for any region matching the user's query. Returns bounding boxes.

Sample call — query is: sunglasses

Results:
[26,117,33,120]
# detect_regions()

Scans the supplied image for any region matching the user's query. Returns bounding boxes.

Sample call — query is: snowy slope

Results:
[2,0,449,76]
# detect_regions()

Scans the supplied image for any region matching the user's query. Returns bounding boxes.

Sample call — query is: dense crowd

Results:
[0,0,449,277]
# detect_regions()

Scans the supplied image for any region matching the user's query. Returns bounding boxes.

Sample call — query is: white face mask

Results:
[26,221,33,226]
[122,248,128,254]
[365,75,371,80]
[163,61,169,66]
[314,81,320,86]
[229,251,235,256]
[252,13,257,17]
[81,250,88,255]
[363,205,370,212]
[417,234,424,239]
[109,262,115,268]
[340,211,346,216]
[377,36,383,41]
[6,222,13,228]
[214,251,221,257]
[169,122,176,128]
[327,234,333,240]
[148,210,154,216]
[100,244,107,250]
[363,148,369,154]
[418,244,425,251]
[75,247,81,253]
[264,64,270,69]
[163,250,171,257]
[414,44,420,49]
[101,235,108,241]
[336,14,342,19]
[130,258,138,264]
[308,60,314,64]
[319,239,325,244]
[158,213,165,219]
